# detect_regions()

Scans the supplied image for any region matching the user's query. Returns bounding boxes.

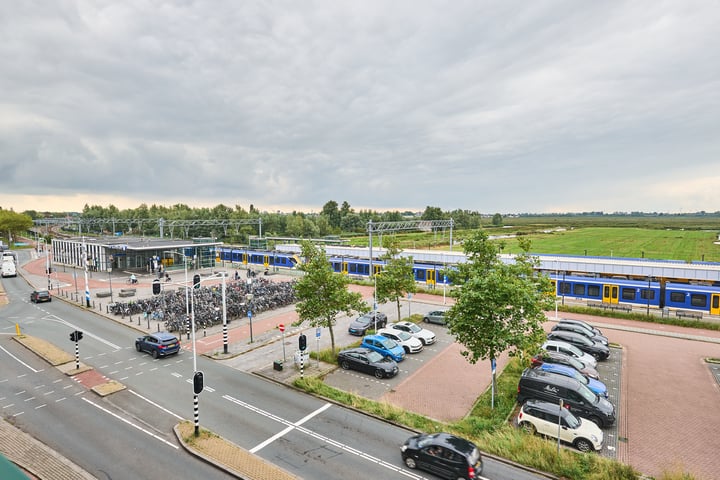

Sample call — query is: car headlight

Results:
[590,435,598,442]
[401,445,407,452]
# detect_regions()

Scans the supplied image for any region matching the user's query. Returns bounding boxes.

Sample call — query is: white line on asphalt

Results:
[128,389,184,420]
[249,402,332,453]
[0,345,41,372]
[223,395,424,479]
[81,397,179,449]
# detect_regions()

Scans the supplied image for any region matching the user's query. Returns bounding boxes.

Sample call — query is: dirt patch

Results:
[14,335,74,366]
[175,421,300,480]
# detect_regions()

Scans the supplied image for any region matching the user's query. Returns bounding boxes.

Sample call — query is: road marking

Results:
[223,395,424,479]
[81,397,179,449]
[128,389,184,420]
[0,346,41,373]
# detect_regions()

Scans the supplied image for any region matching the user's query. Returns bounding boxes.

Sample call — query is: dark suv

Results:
[348,311,387,336]
[135,332,181,358]
[30,290,51,303]
[546,330,610,360]
[552,322,608,346]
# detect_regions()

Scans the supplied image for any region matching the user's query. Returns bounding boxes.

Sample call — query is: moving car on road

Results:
[401,432,483,479]
[135,332,181,358]
[518,399,603,452]
[337,347,399,379]
[30,289,51,303]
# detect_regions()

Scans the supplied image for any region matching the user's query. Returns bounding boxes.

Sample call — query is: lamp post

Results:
[82,237,91,307]
[45,239,51,291]
[555,260,559,320]
[647,276,651,316]
[221,272,228,354]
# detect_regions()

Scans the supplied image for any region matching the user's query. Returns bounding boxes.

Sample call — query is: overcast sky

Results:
[1,1,718,215]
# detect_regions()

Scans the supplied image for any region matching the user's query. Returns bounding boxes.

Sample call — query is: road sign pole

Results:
[316,327,321,369]
[279,324,286,363]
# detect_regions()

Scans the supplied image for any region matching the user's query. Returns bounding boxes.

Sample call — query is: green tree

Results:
[374,242,417,321]
[0,210,33,243]
[293,241,368,354]
[446,231,554,407]
[492,213,503,226]
[321,200,341,229]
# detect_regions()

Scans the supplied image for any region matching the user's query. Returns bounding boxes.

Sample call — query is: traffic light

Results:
[298,333,307,351]
[69,331,76,342]
[193,274,201,289]
[152,279,161,295]
[193,371,204,394]
[76,331,83,341]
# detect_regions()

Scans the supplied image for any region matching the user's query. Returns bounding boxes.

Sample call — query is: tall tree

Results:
[293,241,368,354]
[374,242,417,321]
[445,231,554,407]
[492,213,503,226]
[321,200,341,229]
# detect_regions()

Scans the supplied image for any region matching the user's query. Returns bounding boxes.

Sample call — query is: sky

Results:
[1,1,719,216]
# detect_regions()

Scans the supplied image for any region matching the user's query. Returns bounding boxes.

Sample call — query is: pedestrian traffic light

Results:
[299,333,307,351]
[193,274,201,289]
[193,371,204,394]
[69,331,76,342]
[152,279,161,295]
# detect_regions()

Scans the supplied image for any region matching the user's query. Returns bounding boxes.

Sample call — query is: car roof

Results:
[362,334,386,342]
[153,332,178,340]
[523,399,575,417]
[538,362,576,376]
[523,367,581,388]
[339,347,373,355]
[424,433,476,454]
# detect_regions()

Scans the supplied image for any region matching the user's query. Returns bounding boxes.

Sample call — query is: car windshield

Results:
[396,331,412,341]
[562,410,581,429]
[366,351,384,362]
[578,383,598,403]
[561,343,584,358]
[565,355,584,370]
[406,323,421,333]
[379,338,398,349]
[571,370,589,385]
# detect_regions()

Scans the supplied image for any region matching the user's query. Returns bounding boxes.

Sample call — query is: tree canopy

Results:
[293,240,368,354]
[445,231,555,365]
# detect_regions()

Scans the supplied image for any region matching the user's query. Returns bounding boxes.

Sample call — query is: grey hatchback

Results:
[135,332,181,358]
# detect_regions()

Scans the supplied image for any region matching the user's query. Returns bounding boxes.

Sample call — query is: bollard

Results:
[157,323,160,332]
[147,316,150,329]
[137,316,140,326]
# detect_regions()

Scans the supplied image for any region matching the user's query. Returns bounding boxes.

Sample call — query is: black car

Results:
[30,289,51,303]
[557,318,604,337]
[348,311,387,336]
[337,347,398,379]
[553,322,609,346]
[401,432,483,480]
[135,332,181,358]
[546,330,610,360]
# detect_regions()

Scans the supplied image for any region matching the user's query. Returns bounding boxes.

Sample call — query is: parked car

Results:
[360,334,405,362]
[135,332,181,358]
[547,331,610,360]
[422,310,448,325]
[557,318,604,337]
[553,322,609,346]
[337,347,399,379]
[401,432,483,479]
[531,351,600,380]
[377,328,423,354]
[518,399,604,452]
[348,312,388,336]
[387,321,436,345]
[541,340,598,369]
[30,289,51,303]
[517,368,616,428]
[533,362,608,398]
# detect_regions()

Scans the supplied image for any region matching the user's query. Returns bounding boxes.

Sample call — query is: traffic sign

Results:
[279,323,285,332]
[316,327,321,338]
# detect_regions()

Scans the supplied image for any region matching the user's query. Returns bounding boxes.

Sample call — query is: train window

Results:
[690,294,707,308]
[573,284,585,295]
[559,283,571,295]
[587,285,600,297]
[621,288,636,300]
[670,292,685,303]
[640,289,655,300]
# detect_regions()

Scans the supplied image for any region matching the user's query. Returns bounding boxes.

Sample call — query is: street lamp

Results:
[45,239,51,291]
[221,272,228,354]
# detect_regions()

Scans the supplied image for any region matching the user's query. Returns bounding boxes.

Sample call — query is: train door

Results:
[427,269,436,286]
[341,261,348,274]
[711,294,720,316]
[602,284,619,304]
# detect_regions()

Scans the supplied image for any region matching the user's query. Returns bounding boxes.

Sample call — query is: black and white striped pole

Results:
[69,330,83,369]
[221,272,228,354]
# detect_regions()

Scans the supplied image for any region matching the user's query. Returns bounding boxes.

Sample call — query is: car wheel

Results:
[374,369,384,379]
[519,421,536,434]
[404,457,417,469]
[341,360,351,370]
[575,438,593,453]
[422,317,429,323]
[588,415,602,427]
[135,343,141,352]
[403,346,410,354]
[152,350,159,359]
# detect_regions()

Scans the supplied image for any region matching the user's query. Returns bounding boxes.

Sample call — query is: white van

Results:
[1,260,16,278]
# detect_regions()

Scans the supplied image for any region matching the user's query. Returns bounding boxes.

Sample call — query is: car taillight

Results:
[467,466,476,478]
[518,411,523,420]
